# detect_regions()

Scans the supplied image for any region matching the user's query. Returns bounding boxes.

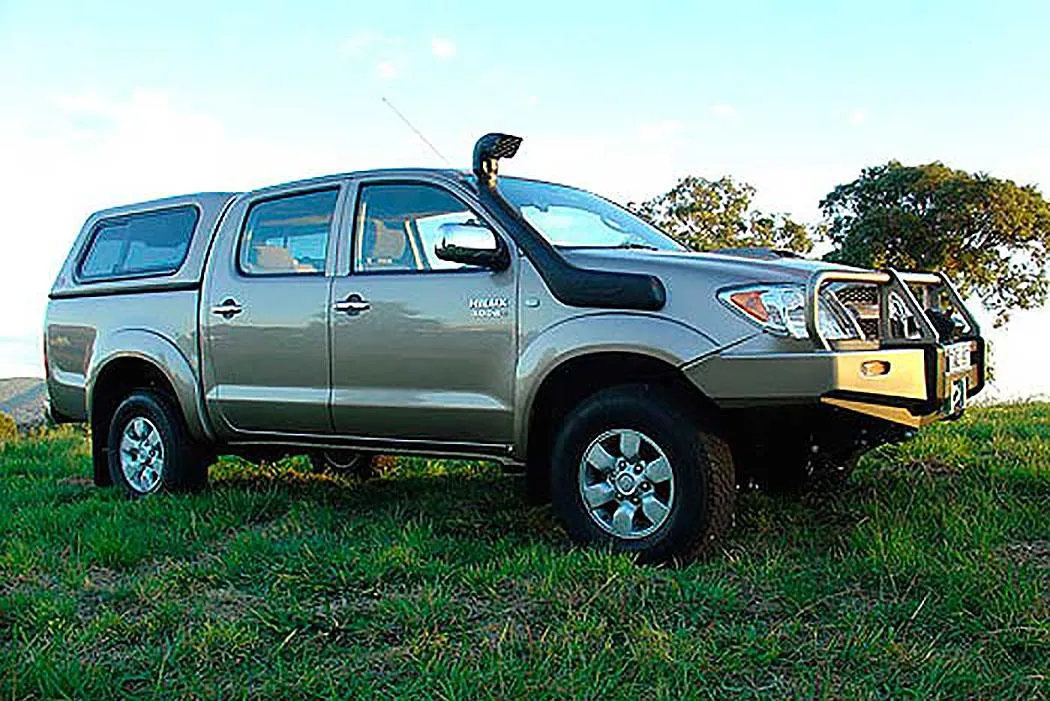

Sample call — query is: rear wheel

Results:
[550,384,734,564]
[107,390,207,497]
[309,450,377,479]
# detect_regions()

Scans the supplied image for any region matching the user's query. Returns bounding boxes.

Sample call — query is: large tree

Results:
[632,175,815,254]
[822,161,1050,325]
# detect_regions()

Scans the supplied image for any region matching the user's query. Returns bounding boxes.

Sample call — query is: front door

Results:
[329,180,517,444]
[202,185,343,435]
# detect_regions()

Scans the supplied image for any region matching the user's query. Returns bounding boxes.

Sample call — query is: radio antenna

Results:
[381,96,453,167]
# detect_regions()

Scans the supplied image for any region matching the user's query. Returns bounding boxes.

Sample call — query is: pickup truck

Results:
[45,133,985,562]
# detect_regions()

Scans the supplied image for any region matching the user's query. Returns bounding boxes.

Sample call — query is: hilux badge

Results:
[469,296,508,318]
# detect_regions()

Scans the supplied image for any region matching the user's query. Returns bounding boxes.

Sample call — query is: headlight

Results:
[718,284,853,341]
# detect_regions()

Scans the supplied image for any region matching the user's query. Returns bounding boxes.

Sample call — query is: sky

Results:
[1,0,1048,399]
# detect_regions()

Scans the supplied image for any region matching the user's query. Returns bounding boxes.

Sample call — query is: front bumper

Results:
[684,267,986,428]
[684,340,985,427]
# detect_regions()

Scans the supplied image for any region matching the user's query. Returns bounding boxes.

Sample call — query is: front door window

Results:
[354,183,499,273]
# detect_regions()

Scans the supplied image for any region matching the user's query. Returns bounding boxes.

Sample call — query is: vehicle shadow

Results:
[206,458,884,564]
[210,461,566,547]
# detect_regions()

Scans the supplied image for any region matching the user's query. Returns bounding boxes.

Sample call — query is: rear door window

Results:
[78,206,199,281]
[239,189,339,275]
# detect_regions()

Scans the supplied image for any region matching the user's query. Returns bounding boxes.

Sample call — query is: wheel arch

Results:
[87,330,212,446]
[515,314,720,460]
[516,315,724,498]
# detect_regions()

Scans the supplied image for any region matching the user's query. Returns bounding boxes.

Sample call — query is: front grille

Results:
[834,285,876,307]
[830,283,880,339]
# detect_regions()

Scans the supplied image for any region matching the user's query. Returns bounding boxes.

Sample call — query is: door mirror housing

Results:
[434,222,510,271]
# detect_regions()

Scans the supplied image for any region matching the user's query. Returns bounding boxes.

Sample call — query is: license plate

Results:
[946,376,968,415]
[945,342,972,375]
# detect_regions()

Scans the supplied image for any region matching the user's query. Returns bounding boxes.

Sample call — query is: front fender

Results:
[86,328,213,442]
[514,313,720,456]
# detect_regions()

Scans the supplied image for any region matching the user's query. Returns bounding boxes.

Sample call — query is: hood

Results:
[560,247,864,285]
[558,247,864,350]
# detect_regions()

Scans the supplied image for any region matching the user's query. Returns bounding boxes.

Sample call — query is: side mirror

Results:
[434,222,510,271]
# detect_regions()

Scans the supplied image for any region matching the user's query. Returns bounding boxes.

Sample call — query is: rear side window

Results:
[78,206,199,281]
[239,189,338,275]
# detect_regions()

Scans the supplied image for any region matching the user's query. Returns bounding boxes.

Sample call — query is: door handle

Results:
[334,294,371,315]
[211,298,243,319]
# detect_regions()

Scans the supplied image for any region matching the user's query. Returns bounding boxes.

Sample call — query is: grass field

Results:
[1,405,1048,699]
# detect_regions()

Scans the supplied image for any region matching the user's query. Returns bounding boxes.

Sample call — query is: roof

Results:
[238,167,471,199]
[89,169,471,218]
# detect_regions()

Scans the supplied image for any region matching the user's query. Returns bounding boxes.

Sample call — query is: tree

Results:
[632,175,815,254]
[822,161,1050,326]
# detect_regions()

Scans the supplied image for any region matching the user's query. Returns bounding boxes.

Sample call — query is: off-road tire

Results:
[107,390,208,498]
[309,450,378,479]
[550,384,734,564]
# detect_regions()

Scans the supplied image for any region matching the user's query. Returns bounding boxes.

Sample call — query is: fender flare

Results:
[86,328,213,442]
[513,313,719,456]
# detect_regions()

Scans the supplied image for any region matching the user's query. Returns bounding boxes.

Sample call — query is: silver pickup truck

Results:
[45,133,985,562]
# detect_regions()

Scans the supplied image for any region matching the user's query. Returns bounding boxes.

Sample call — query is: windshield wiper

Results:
[558,242,662,251]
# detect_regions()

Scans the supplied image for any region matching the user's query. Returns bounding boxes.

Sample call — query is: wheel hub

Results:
[119,416,165,494]
[578,428,675,540]
[614,469,640,496]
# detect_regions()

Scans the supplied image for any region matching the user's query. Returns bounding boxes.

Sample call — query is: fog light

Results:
[861,360,891,377]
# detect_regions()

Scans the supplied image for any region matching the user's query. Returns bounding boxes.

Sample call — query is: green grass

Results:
[1,405,1048,699]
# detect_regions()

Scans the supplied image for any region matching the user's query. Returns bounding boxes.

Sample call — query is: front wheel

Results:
[550,384,735,564]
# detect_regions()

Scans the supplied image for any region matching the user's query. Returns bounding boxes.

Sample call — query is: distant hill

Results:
[0,378,47,428]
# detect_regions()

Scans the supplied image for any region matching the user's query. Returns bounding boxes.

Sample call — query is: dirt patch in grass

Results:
[1002,540,1050,568]
[202,587,268,621]
[0,572,60,597]
[57,476,94,487]
[905,456,960,477]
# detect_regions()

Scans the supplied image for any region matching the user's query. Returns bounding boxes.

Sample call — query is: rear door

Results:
[328,178,518,444]
[202,183,346,435]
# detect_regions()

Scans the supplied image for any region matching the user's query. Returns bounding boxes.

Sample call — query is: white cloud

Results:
[55,89,224,144]
[849,108,867,125]
[636,119,685,143]
[710,103,736,119]
[375,60,401,80]
[430,37,457,59]
[340,29,383,57]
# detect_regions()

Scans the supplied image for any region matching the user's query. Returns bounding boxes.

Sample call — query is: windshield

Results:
[497,178,685,251]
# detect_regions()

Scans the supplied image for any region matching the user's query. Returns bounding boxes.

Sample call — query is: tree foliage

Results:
[822,161,1050,325]
[632,175,815,254]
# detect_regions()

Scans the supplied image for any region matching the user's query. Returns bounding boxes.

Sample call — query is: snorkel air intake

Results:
[473,133,523,188]
[471,132,666,312]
